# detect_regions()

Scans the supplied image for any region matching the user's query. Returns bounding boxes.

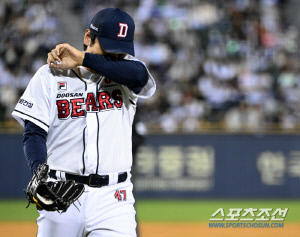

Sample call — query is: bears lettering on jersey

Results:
[56,89,123,119]
[56,98,86,119]
[71,98,85,118]
[98,91,114,110]
[56,100,70,119]
[112,89,123,108]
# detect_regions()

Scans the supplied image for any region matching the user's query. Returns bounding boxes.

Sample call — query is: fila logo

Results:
[117,23,128,38]
[58,82,67,90]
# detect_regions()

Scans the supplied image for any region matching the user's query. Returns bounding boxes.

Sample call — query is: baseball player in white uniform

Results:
[12,8,155,237]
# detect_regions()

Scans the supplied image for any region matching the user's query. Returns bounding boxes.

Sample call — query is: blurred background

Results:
[1,0,300,237]
[2,0,300,132]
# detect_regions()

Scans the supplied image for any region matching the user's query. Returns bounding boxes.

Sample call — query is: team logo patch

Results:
[58,82,67,90]
[117,23,128,38]
[104,78,112,84]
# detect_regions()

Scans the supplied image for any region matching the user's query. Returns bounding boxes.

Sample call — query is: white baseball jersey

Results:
[12,56,155,175]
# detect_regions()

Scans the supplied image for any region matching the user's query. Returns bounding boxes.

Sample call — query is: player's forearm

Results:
[23,120,48,174]
[83,53,148,94]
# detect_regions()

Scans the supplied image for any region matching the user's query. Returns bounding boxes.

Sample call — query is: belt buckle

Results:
[88,174,107,187]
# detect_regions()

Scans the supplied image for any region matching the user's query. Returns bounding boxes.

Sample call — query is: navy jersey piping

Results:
[95,79,103,174]
[71,69,87,90]
[129,99,135,105]
[82,126,86,174]
[94,79,99,174]
[14,110,49,128]
[95,113,100,174]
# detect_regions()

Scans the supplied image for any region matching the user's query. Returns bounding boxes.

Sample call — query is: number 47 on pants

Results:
[115,190,127,201]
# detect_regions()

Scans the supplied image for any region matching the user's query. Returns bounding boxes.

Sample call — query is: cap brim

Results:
[97,36,135,56]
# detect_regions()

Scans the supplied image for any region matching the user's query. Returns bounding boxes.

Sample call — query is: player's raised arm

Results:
[83,53,149,94]
[47,44,148,94]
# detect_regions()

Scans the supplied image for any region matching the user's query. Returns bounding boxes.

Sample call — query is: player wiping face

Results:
[47,8,133,70]
[13,8,156,237]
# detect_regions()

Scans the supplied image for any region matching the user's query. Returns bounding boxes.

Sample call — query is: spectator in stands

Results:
[2,0,300,132]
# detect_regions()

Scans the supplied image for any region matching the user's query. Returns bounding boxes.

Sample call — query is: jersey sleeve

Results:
[12,65,51,132]
[124,55,156,99]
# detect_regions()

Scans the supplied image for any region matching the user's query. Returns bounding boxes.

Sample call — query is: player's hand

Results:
[47,44,85,69]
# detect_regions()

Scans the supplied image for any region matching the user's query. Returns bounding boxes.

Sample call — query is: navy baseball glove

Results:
[25,163,84,212]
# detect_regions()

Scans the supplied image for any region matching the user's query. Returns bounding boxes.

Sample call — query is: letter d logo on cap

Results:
[117,23,128,38]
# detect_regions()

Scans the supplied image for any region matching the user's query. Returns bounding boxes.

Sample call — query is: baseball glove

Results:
[24,163,84,213]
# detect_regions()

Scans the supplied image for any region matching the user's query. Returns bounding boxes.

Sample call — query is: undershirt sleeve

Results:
[23,120,48,174]
[82,53,148,94]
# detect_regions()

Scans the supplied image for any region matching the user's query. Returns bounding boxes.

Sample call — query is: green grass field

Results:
[0,199,299,222]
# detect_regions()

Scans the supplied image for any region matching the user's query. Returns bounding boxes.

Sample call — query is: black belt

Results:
[49,170,128,188]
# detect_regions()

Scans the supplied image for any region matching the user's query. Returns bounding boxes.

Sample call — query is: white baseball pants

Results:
[36,179,137,237]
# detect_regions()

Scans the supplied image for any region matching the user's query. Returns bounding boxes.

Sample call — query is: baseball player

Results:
[12,8,155,237]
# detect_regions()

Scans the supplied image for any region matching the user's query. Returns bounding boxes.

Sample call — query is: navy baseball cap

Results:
[89,8,135,56]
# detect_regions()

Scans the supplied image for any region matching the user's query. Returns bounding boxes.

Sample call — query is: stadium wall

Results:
[1,133,300,198]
